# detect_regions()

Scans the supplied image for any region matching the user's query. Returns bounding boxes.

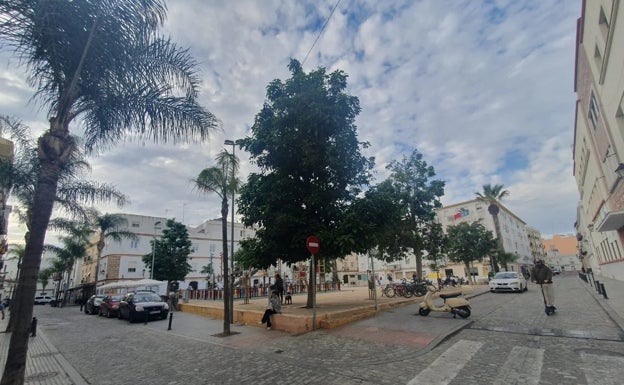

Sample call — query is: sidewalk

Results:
[579,272,624,332]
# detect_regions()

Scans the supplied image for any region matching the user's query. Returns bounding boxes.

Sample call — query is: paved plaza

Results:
[0,273,623,384]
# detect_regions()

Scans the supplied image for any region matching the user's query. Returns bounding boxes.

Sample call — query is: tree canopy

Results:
[446,221,496,283]
[238,59,374,266]
[378,149,445,280]
[142,219,192,284]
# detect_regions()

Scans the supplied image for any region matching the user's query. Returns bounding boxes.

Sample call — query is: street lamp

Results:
[224,139,238,323]
[151,221,162,279]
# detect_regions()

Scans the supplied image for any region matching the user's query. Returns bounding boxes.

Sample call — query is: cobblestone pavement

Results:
[2,272,624,384]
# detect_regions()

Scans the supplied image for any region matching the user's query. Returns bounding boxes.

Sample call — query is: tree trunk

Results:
[0,124,74,385]
[220,198,230,335]
[492,214,502,273]
[415,249,423,281]
[306,258,315,308]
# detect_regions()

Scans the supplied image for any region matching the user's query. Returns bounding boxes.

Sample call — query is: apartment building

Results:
[437,200,532,259]
[527,227,547,261]
[75,214,257,295]
[573,0,624,280]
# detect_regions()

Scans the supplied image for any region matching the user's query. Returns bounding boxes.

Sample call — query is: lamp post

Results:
[224,139,238,323]
[151,221,162,279]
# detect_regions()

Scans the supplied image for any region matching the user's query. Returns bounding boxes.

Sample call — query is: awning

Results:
[595,210,624,232]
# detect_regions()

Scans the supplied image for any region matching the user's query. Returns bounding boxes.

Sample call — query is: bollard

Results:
[595,280,601,294]
[30,317,37,337]
[600,283,608,299]
[168,312,173,330]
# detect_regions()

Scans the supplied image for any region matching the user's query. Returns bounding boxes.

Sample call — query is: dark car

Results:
[84,295,105,315]
[118,291,169,323]
[99,294,123,318]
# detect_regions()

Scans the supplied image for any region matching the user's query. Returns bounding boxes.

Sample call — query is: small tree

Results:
[38,268,53,294]
[142,219,192,290]
[446,222,496,284]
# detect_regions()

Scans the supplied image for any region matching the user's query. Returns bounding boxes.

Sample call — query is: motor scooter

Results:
[418,285,471,318]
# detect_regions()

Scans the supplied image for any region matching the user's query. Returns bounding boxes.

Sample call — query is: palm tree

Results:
[1,121,128,333]
[475,184,510,273]
[0,2,217,381]
[87,211,138,286]
[193,149,239,335]
[44,221,92,306]
[38,267,53,296]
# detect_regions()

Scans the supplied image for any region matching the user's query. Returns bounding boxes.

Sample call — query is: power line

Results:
[301,0,342,66]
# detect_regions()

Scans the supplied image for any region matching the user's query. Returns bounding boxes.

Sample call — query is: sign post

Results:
[306,236,320,330]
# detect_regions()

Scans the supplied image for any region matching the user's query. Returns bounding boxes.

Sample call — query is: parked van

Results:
[34,296,53,305]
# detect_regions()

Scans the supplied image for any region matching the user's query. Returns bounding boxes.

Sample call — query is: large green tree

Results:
[0,1,217,382]
[142,219,192,293]
[475,183,510,273]
[193,149,239,335]
[238,59,374,307]
[380,149,445,280]
[446,221,497,284]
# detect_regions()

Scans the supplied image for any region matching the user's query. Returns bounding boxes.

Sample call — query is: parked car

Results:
[489,271,528,293]
[84,295,106,315]
[118,291,169,323]
[34,295,53,305]
[551,266,562,275]
[99,294,123,318]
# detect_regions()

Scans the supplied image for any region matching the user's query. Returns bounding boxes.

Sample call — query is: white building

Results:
[78,214,258,292]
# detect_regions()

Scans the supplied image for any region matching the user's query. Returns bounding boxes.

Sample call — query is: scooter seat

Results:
[439,292,463,299]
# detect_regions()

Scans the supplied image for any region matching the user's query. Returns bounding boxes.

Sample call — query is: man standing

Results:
[531,260,555,313]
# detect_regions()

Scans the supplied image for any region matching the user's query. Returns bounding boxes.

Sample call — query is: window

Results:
[131,221,140,228]
[130,239,139,249]
[594,45,603,72]
[128,261,136,273]
[599,6,609,38]
[589,91,600,130]
[209,243,216,253]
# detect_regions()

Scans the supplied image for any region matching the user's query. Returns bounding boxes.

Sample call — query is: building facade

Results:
[573,0,624,280]
[542,234,581,272]
[75,214,258,295]
[437,199,532,261]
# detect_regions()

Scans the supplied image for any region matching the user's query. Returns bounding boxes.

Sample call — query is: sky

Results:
[0,0,581,244]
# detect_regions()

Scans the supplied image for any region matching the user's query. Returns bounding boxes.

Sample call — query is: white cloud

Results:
[0,0,581,239]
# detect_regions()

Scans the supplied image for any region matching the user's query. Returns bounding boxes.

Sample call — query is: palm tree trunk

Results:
[221,198,230,335]
[1,125,74,385]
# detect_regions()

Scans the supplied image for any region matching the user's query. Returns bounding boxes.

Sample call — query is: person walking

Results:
[259,291,282,330]
[531,259,555,312]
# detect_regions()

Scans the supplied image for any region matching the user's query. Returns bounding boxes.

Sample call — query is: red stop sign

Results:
[306,235,320,254]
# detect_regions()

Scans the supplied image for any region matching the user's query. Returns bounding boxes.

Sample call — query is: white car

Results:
[489,271,528,293]
[34,295,53,305]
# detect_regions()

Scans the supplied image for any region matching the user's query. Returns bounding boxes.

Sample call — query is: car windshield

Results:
[109,295,123,301]
[134,293,161,303]
[494,272,518,279]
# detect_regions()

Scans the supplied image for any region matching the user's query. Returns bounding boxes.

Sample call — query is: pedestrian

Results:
[259,291,281,330]
[531,259,555,312]
[275,273,284,304]
[0,299,4,320]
